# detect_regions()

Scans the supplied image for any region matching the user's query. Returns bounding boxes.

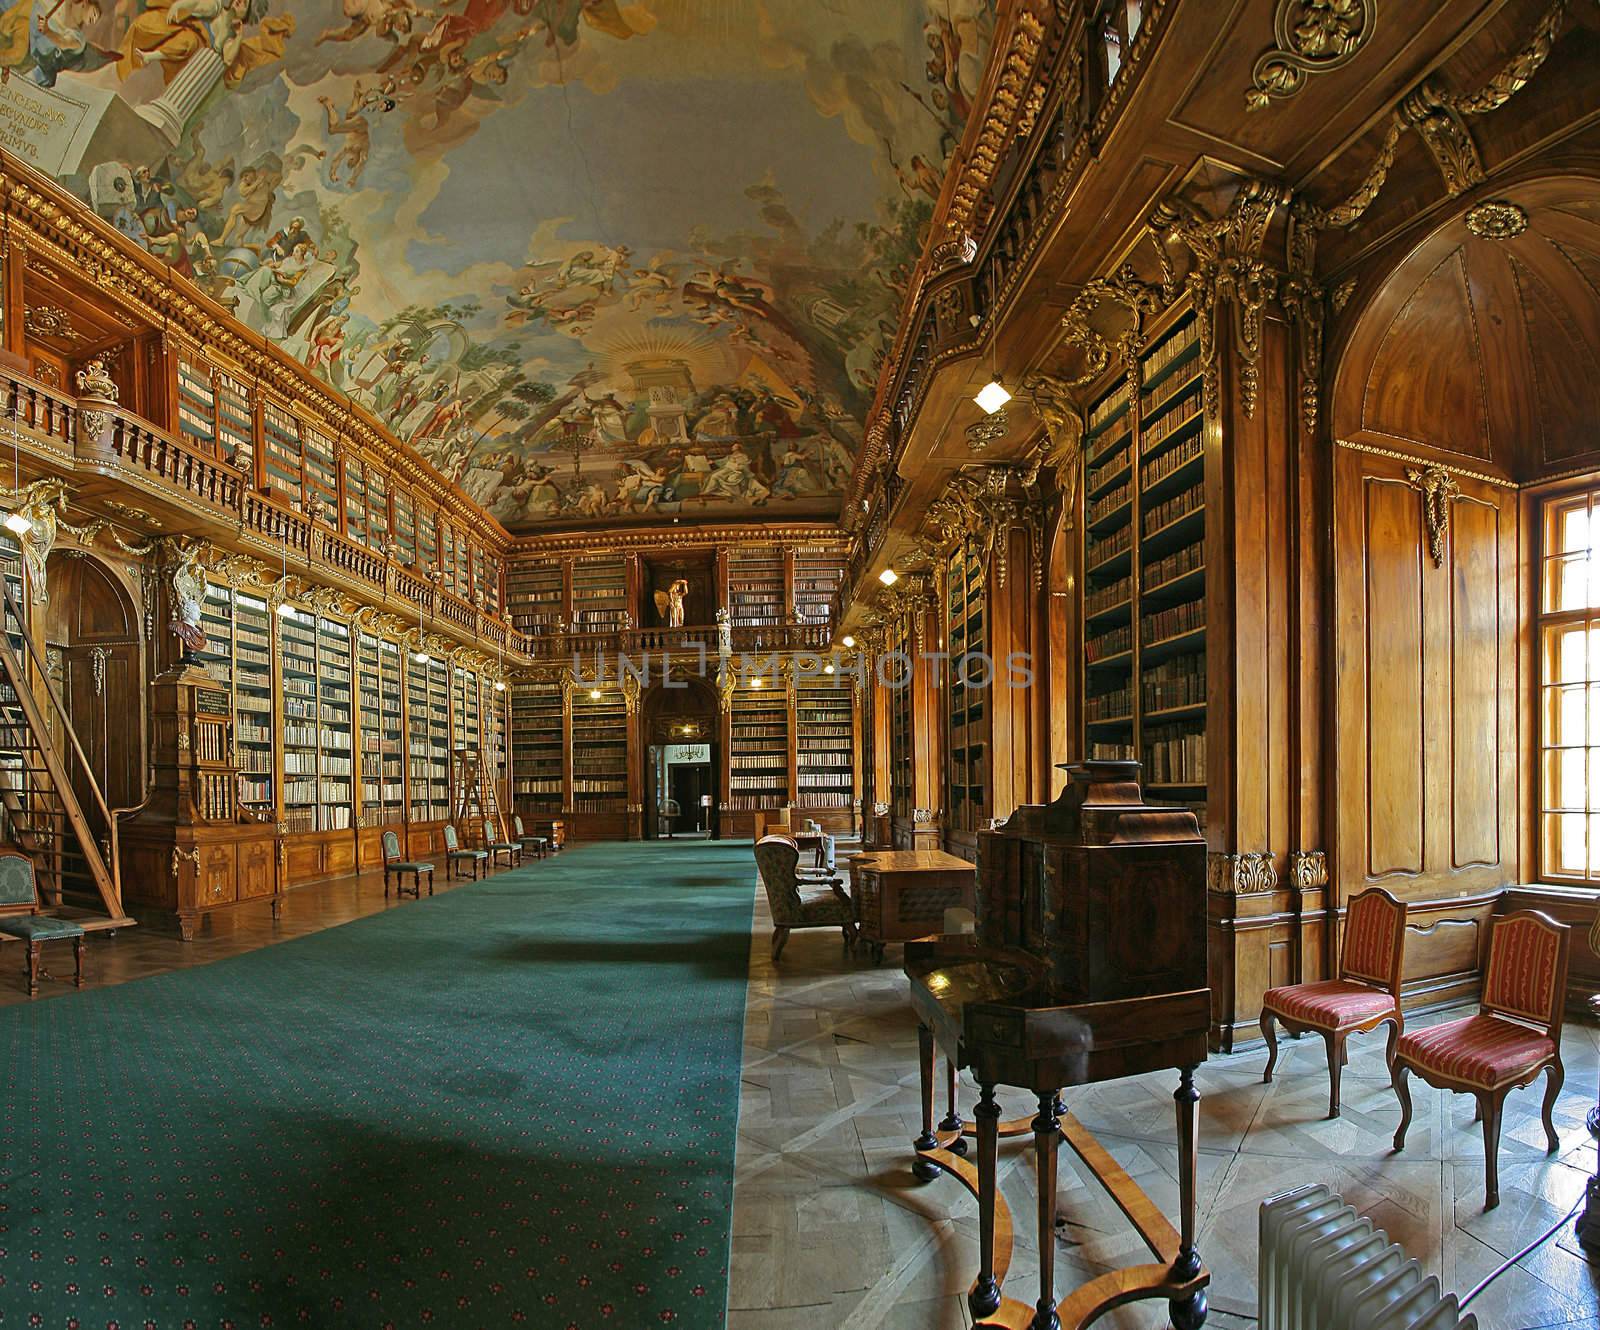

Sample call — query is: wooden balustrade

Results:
[0,367,75,447]
[106,409,242,510]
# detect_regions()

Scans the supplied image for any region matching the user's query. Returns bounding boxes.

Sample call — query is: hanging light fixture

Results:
[413,599,430,663]
[275,532,294,616]
[878,567,898,587]
[974,377,1011,414]
[840,635,855,649]
[4,426,26,535]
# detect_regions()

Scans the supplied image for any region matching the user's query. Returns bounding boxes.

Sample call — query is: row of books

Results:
[1143,483,1203,536]
[1143,657,1205,711]
[1142,599,1205,644]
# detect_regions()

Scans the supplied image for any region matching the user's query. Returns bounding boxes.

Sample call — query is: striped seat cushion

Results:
[1263,979,1397,1030]
[1397,1014,1555,1090]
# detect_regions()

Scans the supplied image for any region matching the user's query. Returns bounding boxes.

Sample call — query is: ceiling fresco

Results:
[0,0,994,529]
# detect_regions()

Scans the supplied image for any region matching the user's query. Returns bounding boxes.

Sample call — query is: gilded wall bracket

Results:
[1207,851,1280,895]
[1404,466,1460,568]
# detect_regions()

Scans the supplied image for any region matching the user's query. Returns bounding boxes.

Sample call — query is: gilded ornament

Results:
[965,409,1009,453]
[1330,277,1357,313]
[1207,851,1279,895]
[24,304,80,341]
[1464,200,1528,239]
[1246,0,1376,110]
[1404,466,1460,568]
[1288,850,1328,892]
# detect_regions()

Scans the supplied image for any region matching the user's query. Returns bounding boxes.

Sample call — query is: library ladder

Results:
[450,747,506,846]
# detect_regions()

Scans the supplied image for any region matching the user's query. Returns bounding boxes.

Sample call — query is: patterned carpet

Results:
[0,840,755,1329]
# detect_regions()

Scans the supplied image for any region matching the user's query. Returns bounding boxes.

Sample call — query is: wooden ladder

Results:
[0,580,126,922]
[451,747,505,846]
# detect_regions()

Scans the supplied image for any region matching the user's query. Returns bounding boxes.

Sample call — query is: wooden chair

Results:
[442,824,487,880]
[753,834,856,961]
[1392,909,1571,1208]
[511,816,550,859]
[381,829,433,899]
[0,849,85,997]
[483,818,521,869]
[1261,886,1406,1118]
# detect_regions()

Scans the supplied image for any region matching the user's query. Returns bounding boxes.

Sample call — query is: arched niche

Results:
[1329,174,1600,479]
[42,550,144,812]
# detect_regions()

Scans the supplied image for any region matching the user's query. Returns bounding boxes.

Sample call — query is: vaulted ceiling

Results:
[6,0,993,529]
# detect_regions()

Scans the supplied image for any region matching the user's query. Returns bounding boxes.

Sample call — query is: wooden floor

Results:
[0,862,491,1007]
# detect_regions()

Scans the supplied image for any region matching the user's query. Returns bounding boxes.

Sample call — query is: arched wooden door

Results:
[43,553,143,815]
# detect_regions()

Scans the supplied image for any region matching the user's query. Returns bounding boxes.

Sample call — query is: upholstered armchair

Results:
[753,834,857,961]
[1261,886,1407,1118]
[0,848,85,995]
[1392,909,1571,1209]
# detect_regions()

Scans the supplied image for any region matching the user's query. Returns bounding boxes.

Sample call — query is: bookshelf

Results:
[511,679,565,812]
[793,545,844,629]
[794,676,852,811]
[425,659,451,819]
[483,680,506,800]
[728,545,785,628]
[946,538,988,834]
[1080,307,1209,814]
[571,556,629,631]
[176,353,216,452]
[201,585,275,810]
[889,620,913,823]
[506,560,565,636]
[395,490,416,565]
[728,675,789,811]
[279,607,319,832]
[572,682,628,811]
[315,618,354,831]
[452,666,481,753]
[262,398,302,506]
[215,369,253,467]
[345,456,367,547]
[357,633,404,826]
[405,654,431,823]
[303,425,339,523]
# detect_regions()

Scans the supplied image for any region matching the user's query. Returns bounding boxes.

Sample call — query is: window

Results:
[1539,489,1600,880]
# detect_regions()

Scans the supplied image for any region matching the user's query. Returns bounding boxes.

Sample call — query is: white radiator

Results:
[1259,1184,1477,1330]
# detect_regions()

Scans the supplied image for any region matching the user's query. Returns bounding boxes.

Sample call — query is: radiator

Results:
[1259,1184,1477,1330]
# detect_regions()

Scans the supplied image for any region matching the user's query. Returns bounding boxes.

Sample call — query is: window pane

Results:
[1544,683,1587,746]
[1546,624,1590,684]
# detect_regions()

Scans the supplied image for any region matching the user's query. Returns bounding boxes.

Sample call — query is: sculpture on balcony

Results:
[654,577,688,628]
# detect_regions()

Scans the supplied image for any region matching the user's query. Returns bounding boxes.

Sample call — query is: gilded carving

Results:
[1330,277,1357,313]
[929,231,977,270]
[1018,372,1084,515]
[1400,82,1484,197]
[1288,850,1329,892]
[1246,0,1376,111]
[873,801,890,817]
[965,410,1009,453]
[1465,200,1528,239]
[162,536,209,661]
[24,304,80,341]
[1149,180,1288,418]
[1450,0,1567,116]
[0,476,70,604]
[1207,851,1279,895]
[1404,466,1460,568]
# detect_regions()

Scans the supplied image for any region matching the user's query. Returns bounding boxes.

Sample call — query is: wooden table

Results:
[849,850,977,964]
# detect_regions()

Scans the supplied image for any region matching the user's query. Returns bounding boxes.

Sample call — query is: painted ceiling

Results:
[2,0,994,530]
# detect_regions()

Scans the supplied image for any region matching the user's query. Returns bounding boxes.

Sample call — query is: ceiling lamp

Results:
[589,687,602,700]
[841,635,855,648]
[878,568,898,586]
[493,679,506,692]
[2,511,28,536]
[974,378,1011,415]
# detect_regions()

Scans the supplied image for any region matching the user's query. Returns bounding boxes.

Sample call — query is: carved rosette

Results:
[1207,851,1279,895]
[1465,199,1528,239]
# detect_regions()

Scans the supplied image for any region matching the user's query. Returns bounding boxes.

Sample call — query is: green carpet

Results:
[0,840,756,1328]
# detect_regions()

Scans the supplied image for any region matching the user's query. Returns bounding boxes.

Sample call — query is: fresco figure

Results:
[699,444,770,505]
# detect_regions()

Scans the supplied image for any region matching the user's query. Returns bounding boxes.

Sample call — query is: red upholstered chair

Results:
[1392,909,1571,1209]
[1261,886,1406,1118]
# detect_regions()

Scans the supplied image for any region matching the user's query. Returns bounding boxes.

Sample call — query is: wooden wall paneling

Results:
[1503,886,1600,1016]
[1332,445,1520,1005]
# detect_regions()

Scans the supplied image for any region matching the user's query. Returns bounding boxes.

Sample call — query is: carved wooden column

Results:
[906,573,944,850]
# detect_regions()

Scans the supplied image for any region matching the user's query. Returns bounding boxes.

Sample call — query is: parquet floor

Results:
[729,882,1600,1330]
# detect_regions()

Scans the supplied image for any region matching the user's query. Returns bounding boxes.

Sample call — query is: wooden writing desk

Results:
[849,850,976,964]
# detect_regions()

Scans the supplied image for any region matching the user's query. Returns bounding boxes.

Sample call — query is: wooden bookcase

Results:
[793,545,843,629]
[888,619,914,825]
[795,676,853,813]
[200,585,275,811]
[1081,307,1209,819]
[572,683,628,811]
[727,545,785,628]
[506,561,566,636]
[728,676,789,811]
[945,538,989,836]
[571,556,630,631]
[357,633,405,828]
[511,679,564,813]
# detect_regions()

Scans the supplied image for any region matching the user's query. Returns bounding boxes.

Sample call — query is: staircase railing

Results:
[0,578,125,921]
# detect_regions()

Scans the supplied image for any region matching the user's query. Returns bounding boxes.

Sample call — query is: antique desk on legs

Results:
[904,761,1211,1329]
[848,849,977,963]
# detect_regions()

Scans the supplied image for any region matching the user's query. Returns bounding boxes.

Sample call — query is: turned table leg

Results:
[1033,1090,1062,1330]
[1169,1064,1207,1330]
[970,1083,1002,1320]
[912,1023,941,1181]
[940,1055,967,1156]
